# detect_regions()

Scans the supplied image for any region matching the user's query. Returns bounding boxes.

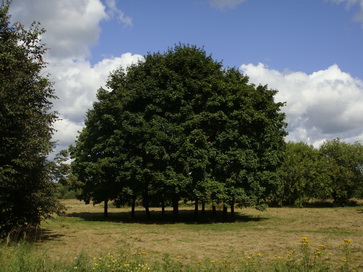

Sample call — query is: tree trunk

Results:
[223,204,228,221]
[201,201,205,214]
[172,197,179,217]
[231,199,235,218]
[212,204,217,216]
[104,199,108,217]
[145,205,150,218]
[143,191,150,219]
[194,199,199,220]
[161,198,165,216]
[131,196,136,218]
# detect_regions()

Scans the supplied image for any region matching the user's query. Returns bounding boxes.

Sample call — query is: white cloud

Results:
[240,63,363,147]
[209,0,247,10]
[8,0,138,155]
[49,53,144,152]
[53,119,84,148]
[10,0,108,59]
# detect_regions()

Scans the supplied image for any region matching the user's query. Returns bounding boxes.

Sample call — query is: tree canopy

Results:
[274,140,363,207]
[70,44,287,218]
[319,139,363,205]
[0,2,61,236]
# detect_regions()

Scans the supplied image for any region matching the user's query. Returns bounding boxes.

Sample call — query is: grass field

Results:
[2,199,363,271]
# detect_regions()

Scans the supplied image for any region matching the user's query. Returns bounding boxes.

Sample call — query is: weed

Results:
[0,238,360,272]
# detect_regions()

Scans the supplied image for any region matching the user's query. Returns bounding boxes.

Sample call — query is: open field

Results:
[1,199,363,271]
[23,199,362,266]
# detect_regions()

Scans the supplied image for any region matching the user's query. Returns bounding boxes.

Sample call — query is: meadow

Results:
[1,199,363,271]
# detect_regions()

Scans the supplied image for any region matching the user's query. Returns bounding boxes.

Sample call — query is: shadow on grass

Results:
[66,209,266,225]
[3,227,64,243]
[38,228,64,241]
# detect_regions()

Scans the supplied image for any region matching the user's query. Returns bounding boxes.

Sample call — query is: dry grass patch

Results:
[33,199,363,266]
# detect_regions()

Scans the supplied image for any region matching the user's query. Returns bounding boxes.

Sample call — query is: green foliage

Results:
[0,2,62,237]
[319,139,363,205]
[69,87,122,214]
[276,140,363,207]
[71,44,287,216]
[276,142,331,206]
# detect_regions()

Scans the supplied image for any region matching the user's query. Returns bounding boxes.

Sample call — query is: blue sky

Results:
[9,0,363,153]
[91,0,363,78]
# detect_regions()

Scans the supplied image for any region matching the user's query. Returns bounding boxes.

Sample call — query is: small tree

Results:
[276,142,331,206]
[0,2,61,236]
[319,139,363,205]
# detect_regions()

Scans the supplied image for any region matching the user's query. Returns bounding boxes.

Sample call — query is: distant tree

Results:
[276,142,331,206]
[0,2,62,236]
[319,139,363,205]
[49,150,78,199]
[50,150,71,185]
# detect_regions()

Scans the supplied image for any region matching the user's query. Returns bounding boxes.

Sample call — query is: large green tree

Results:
[0,2,61,236]
[71,45,287,218]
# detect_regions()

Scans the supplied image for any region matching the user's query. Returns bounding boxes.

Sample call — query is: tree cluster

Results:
[70,45,287,218]
[275,139,363,206]
[0,2,61,237]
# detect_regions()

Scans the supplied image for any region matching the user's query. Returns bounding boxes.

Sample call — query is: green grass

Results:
[0,238,360,271]
[1,199,363,271]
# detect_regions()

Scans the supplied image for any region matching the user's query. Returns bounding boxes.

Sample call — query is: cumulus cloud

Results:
[10,0,108,59]
[209,0,247,10]
[53,119,84,148]
[240,63,363,146]
[8,0,138,154]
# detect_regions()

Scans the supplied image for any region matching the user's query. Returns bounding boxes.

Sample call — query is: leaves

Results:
[0,2,61,237]
[71,44,287,215]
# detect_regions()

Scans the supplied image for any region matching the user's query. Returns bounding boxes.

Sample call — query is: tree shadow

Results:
[66,209,267,225]
[3,227,64,243]
[37,228,64,242]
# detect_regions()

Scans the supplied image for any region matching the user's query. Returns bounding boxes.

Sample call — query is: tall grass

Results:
[0,237,360,272]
